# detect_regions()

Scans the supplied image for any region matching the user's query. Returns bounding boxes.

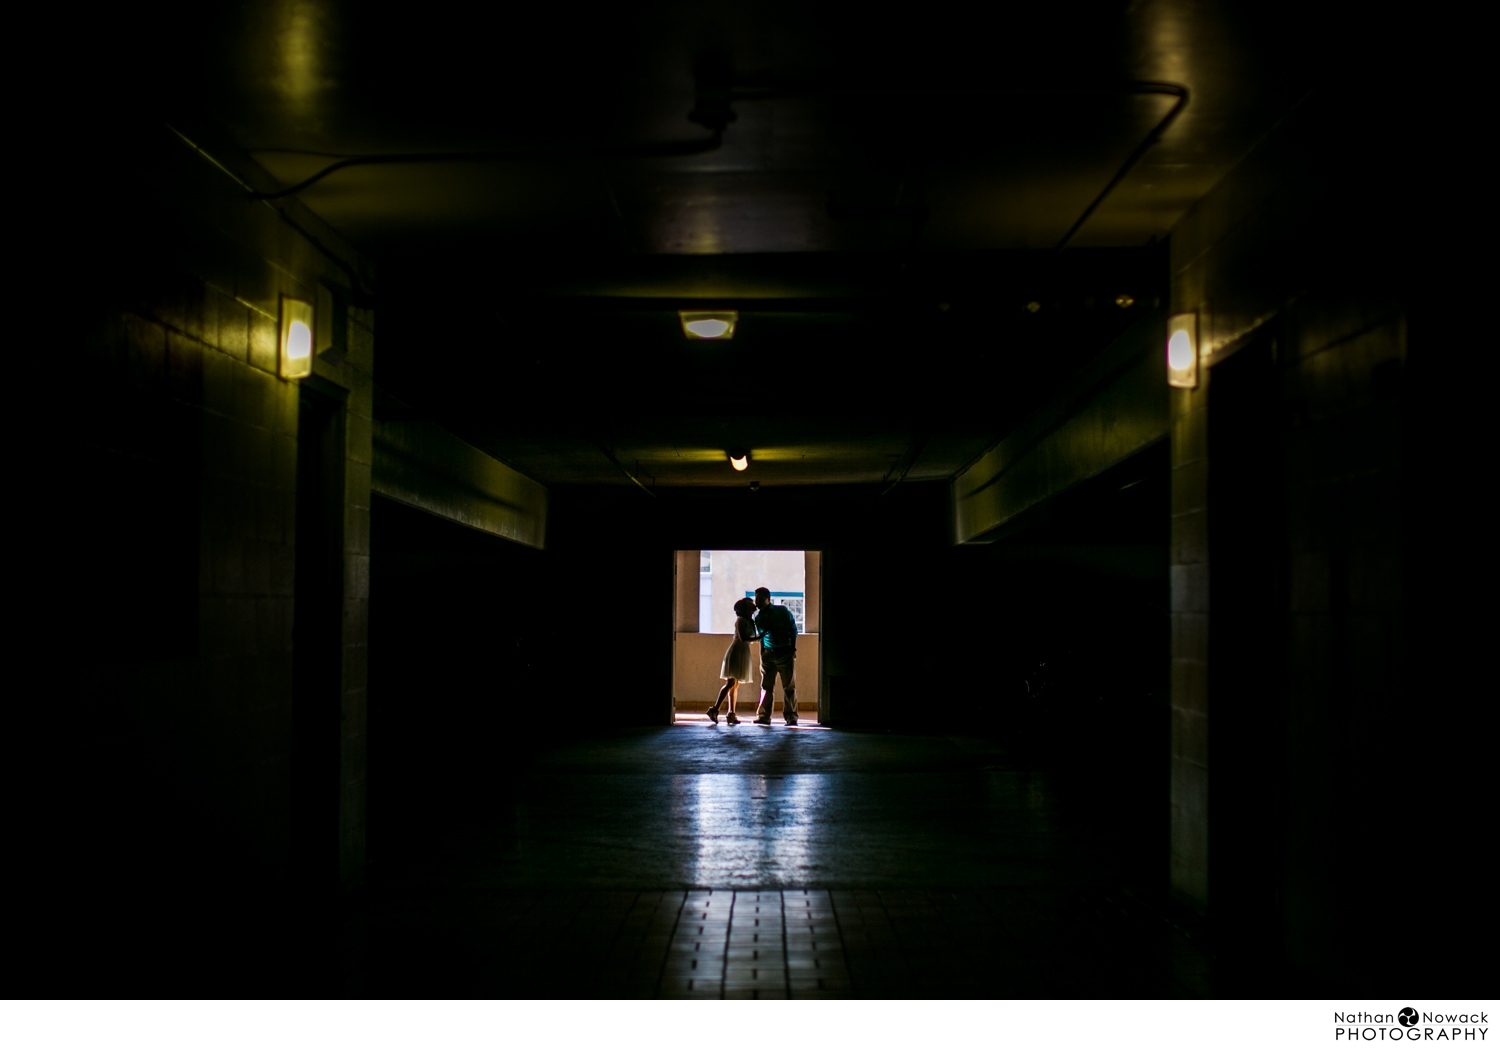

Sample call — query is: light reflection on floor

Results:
[684,772,824,888]
[359,724,1214,996]
[674,712,831,730]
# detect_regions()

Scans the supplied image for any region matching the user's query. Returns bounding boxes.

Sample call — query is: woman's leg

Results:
[726,680,740,722]
[710,679,731,722]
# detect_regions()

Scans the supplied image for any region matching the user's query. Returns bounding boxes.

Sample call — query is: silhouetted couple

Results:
[707,586,799,727]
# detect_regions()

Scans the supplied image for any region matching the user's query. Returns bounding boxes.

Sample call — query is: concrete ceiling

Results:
[105,0,1373,491]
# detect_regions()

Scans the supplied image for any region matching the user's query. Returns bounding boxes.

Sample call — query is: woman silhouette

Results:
[707,598,758,725]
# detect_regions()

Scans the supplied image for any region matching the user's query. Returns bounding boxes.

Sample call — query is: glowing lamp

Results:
[680,310,738,340]
[727,449,749,471]
[280,297,315,380]
[1167,312,1198,389]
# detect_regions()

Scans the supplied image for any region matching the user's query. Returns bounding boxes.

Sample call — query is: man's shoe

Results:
[784,716,798,726]
[753,713,772,725]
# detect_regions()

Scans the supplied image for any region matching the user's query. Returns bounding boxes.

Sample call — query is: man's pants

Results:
[759,648,797,718]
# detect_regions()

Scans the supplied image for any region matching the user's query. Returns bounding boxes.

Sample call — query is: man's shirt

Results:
[755,604,798,652]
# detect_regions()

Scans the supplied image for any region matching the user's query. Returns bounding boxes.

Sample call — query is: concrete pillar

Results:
[1168,372,1210,916]
[674,550,700,633]
[803,550,821,633]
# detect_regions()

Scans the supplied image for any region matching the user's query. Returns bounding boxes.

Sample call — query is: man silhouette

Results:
[751,586,799,726]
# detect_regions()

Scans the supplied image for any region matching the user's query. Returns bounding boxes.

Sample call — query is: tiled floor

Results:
[355,723,1208,997]
[350,885,1209,997]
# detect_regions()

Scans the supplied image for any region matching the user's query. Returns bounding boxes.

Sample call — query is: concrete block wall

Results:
[1167,82,1414,978]
[56,117,375,900]
[332,312,376,888]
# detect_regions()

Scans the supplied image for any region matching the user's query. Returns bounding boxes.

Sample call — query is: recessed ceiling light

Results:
[680,310,738,339]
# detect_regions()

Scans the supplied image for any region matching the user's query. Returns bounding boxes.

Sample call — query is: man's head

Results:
[753,587,771,610]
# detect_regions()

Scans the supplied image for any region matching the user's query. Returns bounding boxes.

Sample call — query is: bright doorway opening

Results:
[673,550,821,723]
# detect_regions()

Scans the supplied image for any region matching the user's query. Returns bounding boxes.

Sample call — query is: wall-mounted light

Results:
[1167,312,1198,389]
[680,310,738,340]
[727,449,749,471]
[280,296,314,380]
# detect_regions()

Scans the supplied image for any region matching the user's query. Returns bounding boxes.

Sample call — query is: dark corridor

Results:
[360,466,1182,997]
[28,0,1483,1005]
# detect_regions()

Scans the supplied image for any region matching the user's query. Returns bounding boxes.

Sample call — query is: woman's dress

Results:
[720,616,758,682]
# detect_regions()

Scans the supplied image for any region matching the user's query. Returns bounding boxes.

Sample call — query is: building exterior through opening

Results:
[674,551,821,721]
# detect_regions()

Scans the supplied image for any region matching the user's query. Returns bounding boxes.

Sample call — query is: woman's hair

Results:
[733,598,756,619]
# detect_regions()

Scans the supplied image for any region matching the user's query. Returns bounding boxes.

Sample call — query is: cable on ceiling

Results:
[591,437,657,498]
[166,123,377,305]
[1053,81,1189,251]
[242,79,1186,228]
[726,79,1188,251]
[247,132,724,202]
[880,429,932,497]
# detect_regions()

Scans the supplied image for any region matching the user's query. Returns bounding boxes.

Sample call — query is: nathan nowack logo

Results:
[1335,1008,1489,1041]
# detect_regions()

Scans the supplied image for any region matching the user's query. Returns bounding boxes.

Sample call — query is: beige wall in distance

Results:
[674,550,700,632]
[674,633,820,716]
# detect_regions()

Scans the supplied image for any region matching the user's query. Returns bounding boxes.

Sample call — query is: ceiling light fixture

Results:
[680,310,738,339]
[727,449,749,471]
[1167,312,1199,389]
[279,297,314,380]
